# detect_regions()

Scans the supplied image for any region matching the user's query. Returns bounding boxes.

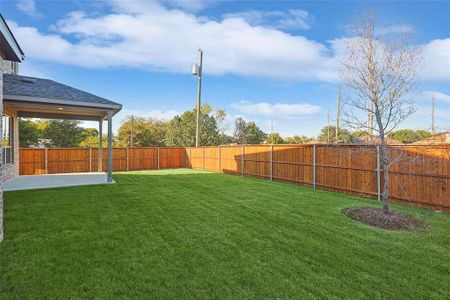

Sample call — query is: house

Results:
[352,135,403,145]
[413,132,450,145]
[0,14,122,242]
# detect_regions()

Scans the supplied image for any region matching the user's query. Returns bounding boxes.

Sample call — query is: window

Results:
[2,115,13,165]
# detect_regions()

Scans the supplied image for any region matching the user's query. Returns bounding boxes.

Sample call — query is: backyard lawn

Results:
[0,169,449,299]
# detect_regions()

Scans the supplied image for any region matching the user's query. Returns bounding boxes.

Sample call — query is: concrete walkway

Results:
[3,172,111,191]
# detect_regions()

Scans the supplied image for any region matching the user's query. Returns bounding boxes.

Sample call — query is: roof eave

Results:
[0,14,25,62]
[4,94,122,116]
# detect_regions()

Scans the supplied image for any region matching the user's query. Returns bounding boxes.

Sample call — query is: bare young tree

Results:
[342,12,421,213]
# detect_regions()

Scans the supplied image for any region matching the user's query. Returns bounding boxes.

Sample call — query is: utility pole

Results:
[336,86,341,142]
[130,115,134,147]
[192,49,203,147]
[431,93,435,135]
[270,120,273,134]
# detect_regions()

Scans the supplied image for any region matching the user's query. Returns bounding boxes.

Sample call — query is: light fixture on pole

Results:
[192,49,203,147]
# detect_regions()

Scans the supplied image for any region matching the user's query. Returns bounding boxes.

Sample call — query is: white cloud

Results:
[230,100,321,118]
[16,0,42,19]
[8,1,339,82]
[164,0,217,12]
[377,24,414,35]
[7,0,450,82]
[420,91,450,103]
[223,9,312,30]
[422,39,450,81]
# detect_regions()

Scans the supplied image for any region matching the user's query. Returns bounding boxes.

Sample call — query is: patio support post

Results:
[313,144,316,189]
[107,111,113,183]
[98,118,103,172]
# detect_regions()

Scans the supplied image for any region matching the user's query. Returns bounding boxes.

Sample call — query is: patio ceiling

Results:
[3,74,122,121]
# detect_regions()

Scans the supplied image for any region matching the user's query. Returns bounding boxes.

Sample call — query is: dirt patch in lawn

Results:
[344,207,426,231]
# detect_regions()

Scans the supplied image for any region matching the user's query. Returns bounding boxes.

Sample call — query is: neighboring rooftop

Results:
[3,74,122,110]
[353,135,403,145]
[413,132,450,144]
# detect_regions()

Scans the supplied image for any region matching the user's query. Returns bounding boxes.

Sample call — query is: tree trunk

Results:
[381,144,390,214]
[375,111,390,214]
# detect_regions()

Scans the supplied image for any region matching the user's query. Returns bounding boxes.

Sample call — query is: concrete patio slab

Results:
[3,172,112,191]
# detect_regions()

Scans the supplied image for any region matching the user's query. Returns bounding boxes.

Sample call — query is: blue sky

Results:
[1,0,449,136]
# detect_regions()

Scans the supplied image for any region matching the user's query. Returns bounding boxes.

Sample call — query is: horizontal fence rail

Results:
[20,144,450,212]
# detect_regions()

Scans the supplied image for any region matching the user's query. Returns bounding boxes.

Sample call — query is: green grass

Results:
[1,169,449,299]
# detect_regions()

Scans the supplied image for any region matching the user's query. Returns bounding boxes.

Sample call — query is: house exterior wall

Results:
[0,59,18,74]
[1,58,20,183]
[1,57,19,241]
[0,69,3,242]
[2,105,19,182]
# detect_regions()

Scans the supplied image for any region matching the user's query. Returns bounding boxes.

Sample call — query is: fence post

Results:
[44,148,48,174]
[157,147,160,170]
[202,147,205,170]
[126,147,129,171]
[218,145,221,173]
[89,147,92,172]
[190,147,192,169]
[242,145,245,176]
[313,144,316,189]
[270,144,273,181]
[376,145,381,201]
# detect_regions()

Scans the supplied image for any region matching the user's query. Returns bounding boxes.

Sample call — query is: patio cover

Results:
[2,74,122,182]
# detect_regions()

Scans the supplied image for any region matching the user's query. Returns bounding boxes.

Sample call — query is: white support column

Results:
[107,111,113,183]
[98,118,103,172]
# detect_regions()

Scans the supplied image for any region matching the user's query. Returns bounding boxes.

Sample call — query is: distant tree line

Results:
[19,105,435,147]
[19,119,102,148]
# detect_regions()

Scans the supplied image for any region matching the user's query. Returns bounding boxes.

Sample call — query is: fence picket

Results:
[18,144,450,212]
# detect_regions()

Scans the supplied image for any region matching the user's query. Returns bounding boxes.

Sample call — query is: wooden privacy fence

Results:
[186,144,450,212]
[19,147,186,175]
[20,144,449,211]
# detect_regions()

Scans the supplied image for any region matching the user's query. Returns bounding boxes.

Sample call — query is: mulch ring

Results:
[343,207,426,231]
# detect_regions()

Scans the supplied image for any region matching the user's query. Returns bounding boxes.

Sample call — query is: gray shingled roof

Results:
[3,74,122,108]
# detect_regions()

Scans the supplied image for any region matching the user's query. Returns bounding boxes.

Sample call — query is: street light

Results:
[192,49,203,147]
